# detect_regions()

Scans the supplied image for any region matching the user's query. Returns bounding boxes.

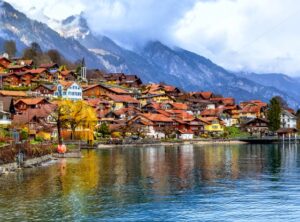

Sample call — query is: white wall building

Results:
[280,110,297,129]
[53,82,82,100]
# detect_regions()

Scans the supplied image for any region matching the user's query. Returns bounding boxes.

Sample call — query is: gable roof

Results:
[15,98,49,106]
[141,113,173,122]
[106,94,139,103]
[0,90,27,97]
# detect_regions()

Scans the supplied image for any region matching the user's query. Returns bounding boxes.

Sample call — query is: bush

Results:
[34,136,44,142]
[225,126,249,138]
[20,129,28,140]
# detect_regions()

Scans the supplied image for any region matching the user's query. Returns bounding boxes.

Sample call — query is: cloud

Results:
[5,0,300,75]
[174,0,300,75]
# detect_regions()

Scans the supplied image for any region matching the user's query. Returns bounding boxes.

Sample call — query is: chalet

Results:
[186,98,217,115]
[53,81,82,100]
[105,107,141,120]
[32,84,55,98]
[242,118,269,137]
[12,104,56,139]
[201,117,225,135]
[0,73,20,86]
[103,73,143,87]
[280,109,297,129]
[14,98,50,112]
[26,68,52,83]
[128,113,175,138]
[83,84,130,98]
[102,94,139,110]
[190,91,213,100]
[160,102,188,110]
[60,70,76,81]
[239,101,267,122]
[210,97,235,106]
[7,64,28,73]
[138,94,175,106]
[143,83,182,97]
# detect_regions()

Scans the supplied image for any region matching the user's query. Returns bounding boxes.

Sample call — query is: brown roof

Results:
[142,113,173,122]
[12,104,56,125]
[0,90,27,97]
[15,98,49,106]
[106,94,139,103]
[26,68,47,74]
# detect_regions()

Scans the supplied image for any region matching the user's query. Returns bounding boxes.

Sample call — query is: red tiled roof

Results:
[200,91,213,100]
[26,68,47,74]
[15,98,48,106]
[109,87,130,94]
[106,94,139,103]
[241,104,263,114]
[142,113,173,122]
[178,129,194,134]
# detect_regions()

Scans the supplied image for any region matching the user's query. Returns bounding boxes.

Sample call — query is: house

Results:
[14,98,50,112]
[189,91,213,100]
[0,73,20,86]
[201,117,225,135]
[12,104,56,139]
[280,109,297,129]
[242,118,269,137]
[138,94,175,106]
[143,83,182,97]
[103,73,143,87]
[53,81,82,100]
[102,94,139,110]
[128,113,175,138]
[177,129,194,140]
[32,84,55,98]
[82,84,130,98]
[186,98,217,115]
[239,101,267,122]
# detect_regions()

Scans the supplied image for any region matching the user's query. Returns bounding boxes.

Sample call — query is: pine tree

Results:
[267,97,282,132]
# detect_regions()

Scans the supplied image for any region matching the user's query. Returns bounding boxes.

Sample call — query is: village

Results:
[0,54,299,146]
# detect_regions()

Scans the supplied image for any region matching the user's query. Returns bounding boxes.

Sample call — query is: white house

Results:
[280,110,297,129]
[178,129,194,140]
[53,81,82,100]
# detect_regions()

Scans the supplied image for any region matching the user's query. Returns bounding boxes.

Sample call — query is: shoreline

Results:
[97,139,247,149]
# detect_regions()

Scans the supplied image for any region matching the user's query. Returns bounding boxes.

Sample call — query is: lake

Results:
[0,144,300,221]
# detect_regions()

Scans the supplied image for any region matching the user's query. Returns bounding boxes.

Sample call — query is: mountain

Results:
[0,1,299,108]
[0,1,103,68]
[240,72,300,100]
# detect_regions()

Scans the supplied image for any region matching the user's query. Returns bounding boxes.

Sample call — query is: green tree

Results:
[98,123,110,138]
[4,40,17,58]
[268,97,282,132]
[296,109,300,130]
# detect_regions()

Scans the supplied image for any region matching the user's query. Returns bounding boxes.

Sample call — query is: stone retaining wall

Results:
[0,154,52,175]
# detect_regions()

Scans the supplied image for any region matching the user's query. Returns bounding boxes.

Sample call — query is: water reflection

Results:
[0,143,300,221]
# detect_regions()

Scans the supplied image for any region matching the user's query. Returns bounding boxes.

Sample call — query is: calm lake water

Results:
[1,144,300,221]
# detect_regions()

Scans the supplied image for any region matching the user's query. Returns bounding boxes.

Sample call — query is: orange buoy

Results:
[57,144,67,154]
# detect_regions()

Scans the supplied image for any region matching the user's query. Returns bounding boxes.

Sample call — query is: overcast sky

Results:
[6,0,300,76]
